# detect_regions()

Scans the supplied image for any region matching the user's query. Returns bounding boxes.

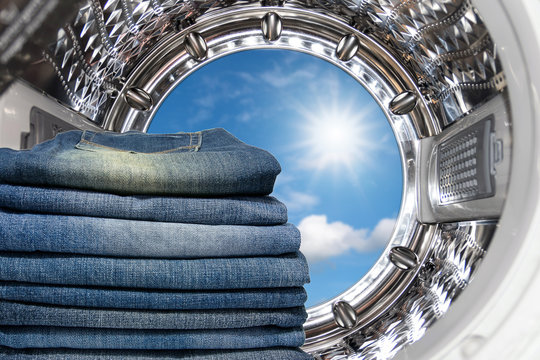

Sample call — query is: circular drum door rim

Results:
[103,6,439,352]
[0,0,519,358]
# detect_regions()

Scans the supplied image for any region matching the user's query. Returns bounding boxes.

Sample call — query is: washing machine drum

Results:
[0,0,538,359]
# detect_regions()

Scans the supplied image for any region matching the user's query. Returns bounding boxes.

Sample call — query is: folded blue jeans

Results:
[0,326,305,350]
[0,252,310,289]
[0,210,300,258]
[0,184,287,225]
[0,301,307,329]
[0,282,307,310]
[0,348,314,359]
[0,281,307,310]
[0,128,281,196]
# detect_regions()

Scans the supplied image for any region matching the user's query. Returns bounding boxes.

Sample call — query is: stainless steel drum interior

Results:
[0,0,512,359]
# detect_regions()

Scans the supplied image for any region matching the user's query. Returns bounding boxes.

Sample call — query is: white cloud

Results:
[298,215,396,263]
[237,111,253,123]
[369,218,397,245]
[280,190,319,212]
[194,93,217,107]
[237,72,256,83]
[260,68,316,88]
[234,62,319,89]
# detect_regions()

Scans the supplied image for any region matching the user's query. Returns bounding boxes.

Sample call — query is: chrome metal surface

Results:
[335,34,359,61]
[306,224,435,352]
[390,91,418,116]
[0,0,57,65]
[292,0,506,126]
[437,116,495,205]
[0,0,514,359]
[314,221,497,360]
[0,0,506,129]
[100,7,437,353]
[389,246,419,271]
[418,94,511,223]
[261,12,283,41]
[332,301,357,329]
[124,87,153,111]
[103,7,437,136]
[0,0,82,95]
[184,32,209,61]
[4,0,504,127]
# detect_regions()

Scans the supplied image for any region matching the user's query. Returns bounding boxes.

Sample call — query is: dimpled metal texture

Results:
[313,222,495,360]
[45,0,259,122]
[37,1,504,359]
[295,0,505,126]
[45,0,505,125]
[438,117,494,204]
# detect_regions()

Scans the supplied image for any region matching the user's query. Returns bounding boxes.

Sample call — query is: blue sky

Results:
[149,49,403,307]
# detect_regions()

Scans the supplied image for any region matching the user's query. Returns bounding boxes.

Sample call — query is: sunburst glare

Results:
[294,96,381,179]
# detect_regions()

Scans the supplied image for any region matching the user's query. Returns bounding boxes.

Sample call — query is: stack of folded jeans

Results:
[0,128,312,359]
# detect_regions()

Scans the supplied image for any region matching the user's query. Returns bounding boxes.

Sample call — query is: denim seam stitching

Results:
[191,131,202,152]
[77,139,200,154]
[84,130,97,143]
[76,131,203,154]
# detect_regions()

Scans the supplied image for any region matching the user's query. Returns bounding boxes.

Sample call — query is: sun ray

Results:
[292,94,383,181]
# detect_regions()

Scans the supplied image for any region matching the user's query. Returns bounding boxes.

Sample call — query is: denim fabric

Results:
[0,210,300,258]
[0,326,305,349]
[0,128,281,196]
[0,282,307,310]
[0,348,314,359]
[0,301,307,329]
[0,184,287,225]
[0,252,310,289]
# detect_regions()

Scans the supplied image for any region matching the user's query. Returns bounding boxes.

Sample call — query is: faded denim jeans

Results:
[0,252,310,289]
[0,348,314,359]
[0,326,305,350]
[0,301,307,329]
[0,128,312,357]
[0,128,280,196]
[0,184,287,225]
[0,282,307,310]
[0,209,300,258]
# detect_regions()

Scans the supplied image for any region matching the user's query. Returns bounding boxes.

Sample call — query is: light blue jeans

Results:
[0,209,300,258]
[0,348,314,359]
[0,252,309,289]
[0,301,307,329]
[0,128,280,196]
[0,282,307,310]
[0,184,287,225]
[0,326,305,349]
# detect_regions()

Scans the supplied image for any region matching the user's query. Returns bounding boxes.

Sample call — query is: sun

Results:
[295,100,379,175]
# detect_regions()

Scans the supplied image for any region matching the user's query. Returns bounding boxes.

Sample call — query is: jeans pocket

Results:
[74,130,202,154]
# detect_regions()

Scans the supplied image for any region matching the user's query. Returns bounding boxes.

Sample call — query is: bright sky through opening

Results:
[150,49,403,307]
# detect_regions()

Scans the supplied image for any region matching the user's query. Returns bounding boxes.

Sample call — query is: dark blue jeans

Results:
[0,184,287,225]
[0,128,280,196]
[0,326,305,350]
[0,252,310,289]
[0,282,307,310]
[0,348,314,359]
[0,301,307,329]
